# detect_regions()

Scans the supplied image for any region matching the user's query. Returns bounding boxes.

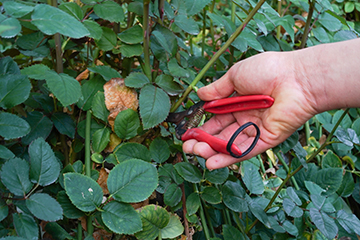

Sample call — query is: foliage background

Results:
[0,0,360,239]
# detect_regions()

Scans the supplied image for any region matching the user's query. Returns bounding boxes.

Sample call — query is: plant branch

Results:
[170,0,266,112]
[143,0,152,80]
[299,0,315,49]
[85,111,92,177]
[246,108,349,233]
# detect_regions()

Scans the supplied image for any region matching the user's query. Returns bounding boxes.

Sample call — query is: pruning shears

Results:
[166,95,274,158]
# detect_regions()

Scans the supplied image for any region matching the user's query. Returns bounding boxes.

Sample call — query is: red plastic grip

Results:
[181,128,242,156]
[203,95,274,114]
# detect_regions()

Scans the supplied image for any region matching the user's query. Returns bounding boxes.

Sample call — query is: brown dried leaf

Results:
[104,78,139,129]
[76,69,89,82]
[97,168,109,195]
[131,198,149,209]
[93,229,112,240]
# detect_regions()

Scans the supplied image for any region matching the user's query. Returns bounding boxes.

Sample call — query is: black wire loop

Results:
[226,122,260,158]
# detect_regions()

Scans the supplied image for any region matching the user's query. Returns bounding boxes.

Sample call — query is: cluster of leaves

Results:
[0,0,360,239]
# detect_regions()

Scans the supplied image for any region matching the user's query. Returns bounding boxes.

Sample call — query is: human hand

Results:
[183,51,318,169]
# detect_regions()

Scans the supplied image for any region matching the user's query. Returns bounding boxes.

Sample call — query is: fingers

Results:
[197,71,235,101]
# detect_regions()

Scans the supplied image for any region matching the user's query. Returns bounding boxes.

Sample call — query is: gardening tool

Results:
[166,95,274,158]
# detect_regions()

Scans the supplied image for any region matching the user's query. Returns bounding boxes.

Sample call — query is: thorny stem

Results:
[202,9,207,57]
[229,0,236,66]
[275,151,300,190]
[245,109,349,233]
[85,111,92,177]
[276,0,282,39]
[170,0,266,112]
[300,0,315,49]
[143,0,152,81]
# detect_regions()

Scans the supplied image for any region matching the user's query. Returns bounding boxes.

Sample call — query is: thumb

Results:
[197,72,235,101]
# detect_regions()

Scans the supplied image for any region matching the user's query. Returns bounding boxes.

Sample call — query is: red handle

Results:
[203,95,274,114]
[181,128,242,156]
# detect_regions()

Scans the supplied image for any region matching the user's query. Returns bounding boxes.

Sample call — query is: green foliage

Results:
[0,0,359,239]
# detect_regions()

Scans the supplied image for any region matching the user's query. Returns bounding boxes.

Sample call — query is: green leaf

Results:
[57,191,84,219]
[344,2,355,13]
[174,14,199,35]
[322,150,342,168]
[305,181,325,195]
[257,35,280,51]
[45,71,82,107]
[0,74,31,109]
[283,198,303,218]
[0,16,21,38]
[31,4,89,38]
[309,208,338,239]
[222,181,248,212]
[152,30,175,54]
[223,224,246,240]
[83,19,103,40]
[201,186,222,204]
[159,164,184,185]
[174,162,202,183]
[44,222,74,240]
[0,56,20,75]
[335,127,359,147]
[0,145,14,160]
[93,1,124,23]
[334,30,357,42]
[155,75,183,96]
[336,210,360,235]
[92,127,111,153]
[77,118,105,140]
[0,198,9,222]
[318,12,342,32]
[26,193,63,221]
[12,213,38,240]
[125,72,150,88]
[58,2,83,20]
[312,26,330,43]
[28,137,60,186]
[135,205,170,240]
[311,168,343,196]
[0,112,30,140]
[20,64,51,79]
[149,137,170,163]
[88,65,121,81]
[114,142,151,162]
[167,58,190,78]
[184,0,212,15]
[64,172,103,212]
[118,25,143,44]
[186,192,201,216]
[119,43,143,57]
[241,161,264,194]
[77,75,106,110]
[337,171,355,198]
[107,159,158,203]
[164,183,182,207]
[51,112,76,138]
[102,201,142,234]
[139,84,170,129]
[247,196,270,227]
[161,215,184,239]
[286,187,302,205]
[3,1,34,18]
[92,92,109,122]
[0,158,33,196]
[114,109,140,140]
[95,27,117,51]
[22,111,53,145]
